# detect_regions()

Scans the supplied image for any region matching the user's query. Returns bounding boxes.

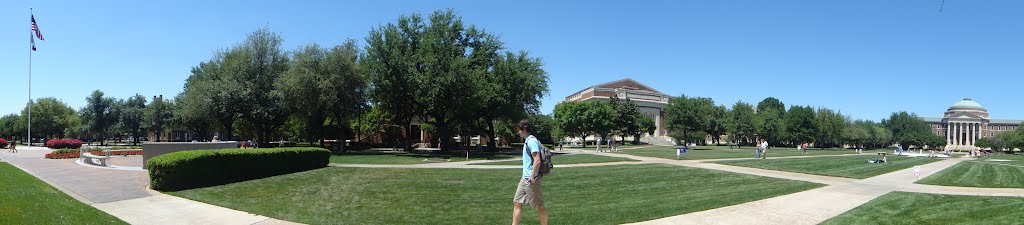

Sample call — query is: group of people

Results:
[754,140,769,159]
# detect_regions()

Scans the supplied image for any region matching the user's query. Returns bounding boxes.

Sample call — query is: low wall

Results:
[142,142,238,165]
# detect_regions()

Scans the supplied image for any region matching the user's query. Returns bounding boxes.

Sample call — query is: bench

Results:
[82,152,110,166]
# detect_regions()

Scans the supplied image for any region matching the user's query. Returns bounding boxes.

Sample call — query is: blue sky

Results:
[2,0,1022,122]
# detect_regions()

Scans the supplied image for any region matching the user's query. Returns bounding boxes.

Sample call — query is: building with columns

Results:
[565,78,673,137]
[924,98,1021,150]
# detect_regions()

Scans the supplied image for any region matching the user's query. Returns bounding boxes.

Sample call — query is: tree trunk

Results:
[436,120,451,153]
[486,118,497,151]
[222,119,234,142]
[401,118,414,152]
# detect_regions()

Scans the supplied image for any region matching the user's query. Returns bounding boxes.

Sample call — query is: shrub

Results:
[51,149,79,154]
[146,147,330,191]
[0,138,7,148]
[45,139,83,149]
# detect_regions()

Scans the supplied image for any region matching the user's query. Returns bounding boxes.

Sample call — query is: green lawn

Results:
[716,155,942,179]
[167,164,823,225]
[0,162,127,224]
[917,155,1024,188]
[621,145,860,160]
[470,153,638,165]
[329,151,515,164]
[822,192,1024,224]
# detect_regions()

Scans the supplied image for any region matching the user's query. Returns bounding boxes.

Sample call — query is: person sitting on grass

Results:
[868,154,887,164]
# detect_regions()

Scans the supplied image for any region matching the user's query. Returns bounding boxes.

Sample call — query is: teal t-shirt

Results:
[522,135,541,179]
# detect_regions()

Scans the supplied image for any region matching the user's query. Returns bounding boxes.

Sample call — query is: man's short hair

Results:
[515,119,533,133]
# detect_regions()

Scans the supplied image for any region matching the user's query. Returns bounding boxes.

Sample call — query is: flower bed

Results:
[46,139,83,149]
[0,138,8,148]
[44,150,144,159]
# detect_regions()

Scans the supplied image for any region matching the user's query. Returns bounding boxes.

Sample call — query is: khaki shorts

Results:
[513,178,544,207]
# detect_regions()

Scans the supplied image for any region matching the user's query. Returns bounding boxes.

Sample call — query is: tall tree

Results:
[729,101,757,145]
[756,97,786,146]
[0,114,23,142]
[21,98,78,140]
[365,10,503,152]
[756,97,785,114]
[815,108,847,148]
[665,95,715,145]
[280,43,332,146]
[706,104,730,145]
[479,51,548,150]
[324,40,369,151]
[117,94,147,145]
[145,95,174,142]
[554,101,588,147]
[364,13,427,151]
[179,46,247,141]
[785,105,817,146]
[882,111,933,147]
[609,95,639,142]
[581,101,616,146]
[842,120,871,149]
[82,90,116,145]
[237,28,290,145]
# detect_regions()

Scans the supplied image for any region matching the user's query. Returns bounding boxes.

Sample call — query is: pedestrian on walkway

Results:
[760,140,769,159]
[801,143,808,155]
[511,119,548,225]
[8,141,15,153]
[755,142,761,159]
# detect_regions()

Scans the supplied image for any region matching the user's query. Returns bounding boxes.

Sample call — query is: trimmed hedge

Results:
[146,147,330,191]
[46,139,83,149]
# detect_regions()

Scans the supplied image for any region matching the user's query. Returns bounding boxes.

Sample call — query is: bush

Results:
[51,149,79,154]
[46,139,83,149]
[146,147,330,191]
[0,138,7,148]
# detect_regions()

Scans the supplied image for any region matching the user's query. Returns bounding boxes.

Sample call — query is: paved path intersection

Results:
[5,145,1024,224]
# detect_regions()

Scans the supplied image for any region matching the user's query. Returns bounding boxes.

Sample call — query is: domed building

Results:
[924,98,1021,149]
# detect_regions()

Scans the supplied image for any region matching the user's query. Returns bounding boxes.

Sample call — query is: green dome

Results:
[949,98,985,111]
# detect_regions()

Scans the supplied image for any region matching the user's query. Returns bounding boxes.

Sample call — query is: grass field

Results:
[716,155,942,179]
[470,153,638,165]
[167,164,823,225]
[621,145,862,160]
[917,154,1024,188]
[329,151,515,164]
[0,162,127,224]
[821,192,1024,224]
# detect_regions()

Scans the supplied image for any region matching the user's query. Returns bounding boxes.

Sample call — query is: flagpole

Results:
[28,7,33,146]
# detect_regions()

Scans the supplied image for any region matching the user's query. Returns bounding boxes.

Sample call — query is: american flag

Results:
[31,15,44,40]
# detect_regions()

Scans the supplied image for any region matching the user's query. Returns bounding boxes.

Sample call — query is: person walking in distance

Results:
[511,119,548,225]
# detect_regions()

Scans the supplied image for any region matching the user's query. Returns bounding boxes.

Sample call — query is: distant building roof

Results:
[949,98,986,111]
[990,119,1024,125]
[922,117,943,123]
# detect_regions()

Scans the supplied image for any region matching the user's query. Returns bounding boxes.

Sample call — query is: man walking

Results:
[760,140,769,159]
[511,119,548,225]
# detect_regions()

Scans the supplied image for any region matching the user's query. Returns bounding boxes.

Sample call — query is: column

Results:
[956,123,962,146]
[969,123,974,146]
[950,123,958,146]
[946,123,952,145]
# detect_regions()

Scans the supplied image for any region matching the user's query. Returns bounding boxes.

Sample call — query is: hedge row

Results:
[46,139,83,149]
[146,147,330,191]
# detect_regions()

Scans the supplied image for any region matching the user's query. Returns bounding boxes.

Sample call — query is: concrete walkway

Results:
[0,145,301,225]
[624,156,968,225]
